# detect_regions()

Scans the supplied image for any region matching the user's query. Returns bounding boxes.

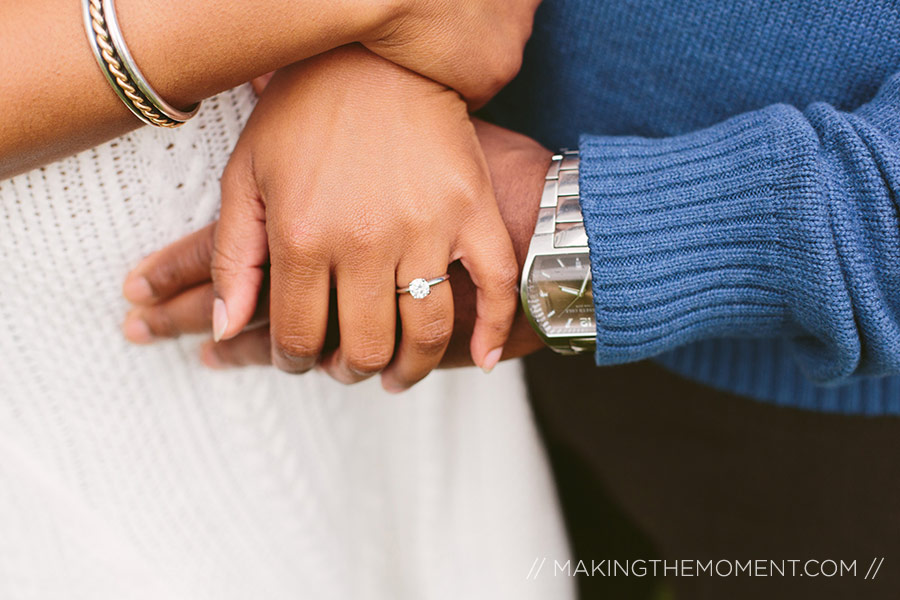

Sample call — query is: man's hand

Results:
[121,119,551,372]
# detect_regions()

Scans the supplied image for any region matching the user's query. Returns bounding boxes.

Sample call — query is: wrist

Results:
[285,43,445,96]
[356,0,410,43]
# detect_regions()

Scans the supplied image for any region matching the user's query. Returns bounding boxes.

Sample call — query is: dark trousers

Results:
[524,352,900,600]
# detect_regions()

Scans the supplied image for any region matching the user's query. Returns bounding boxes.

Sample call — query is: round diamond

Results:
[408,278,431,299]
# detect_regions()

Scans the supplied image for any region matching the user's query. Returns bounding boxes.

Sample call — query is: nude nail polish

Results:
[482,347,503,374]
[213,298,228,342]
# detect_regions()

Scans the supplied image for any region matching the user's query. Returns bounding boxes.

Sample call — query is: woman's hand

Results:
[124,46,519,391]
[122,119,551,372]
[247,0,541,108]
[364,0,540,107]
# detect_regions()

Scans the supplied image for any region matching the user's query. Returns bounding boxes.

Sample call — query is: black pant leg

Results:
[525,351,900,600]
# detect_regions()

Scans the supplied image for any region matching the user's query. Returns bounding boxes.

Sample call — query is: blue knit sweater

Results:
[487,0,900,415]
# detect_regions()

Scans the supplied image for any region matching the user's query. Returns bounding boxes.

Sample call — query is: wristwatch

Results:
[520,150,597,355]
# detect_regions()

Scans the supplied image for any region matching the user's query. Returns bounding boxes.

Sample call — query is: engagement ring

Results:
[397,274,451,299]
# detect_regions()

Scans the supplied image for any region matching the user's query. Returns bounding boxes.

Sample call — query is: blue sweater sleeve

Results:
[580,71,900,383]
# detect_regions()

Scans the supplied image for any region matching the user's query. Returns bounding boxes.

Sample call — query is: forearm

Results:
[0,0,393,178]
[580,71,900,382]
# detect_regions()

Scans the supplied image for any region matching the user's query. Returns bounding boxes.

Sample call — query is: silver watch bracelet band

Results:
[539,150,595,354]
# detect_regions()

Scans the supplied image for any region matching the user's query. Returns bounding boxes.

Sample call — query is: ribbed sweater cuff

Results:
[580,108,803,365]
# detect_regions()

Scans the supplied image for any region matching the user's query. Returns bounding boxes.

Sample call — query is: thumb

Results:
[458,213,519,373]
[211,157,268,342]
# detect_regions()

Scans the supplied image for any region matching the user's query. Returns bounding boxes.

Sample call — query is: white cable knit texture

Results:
[0,86,572,600]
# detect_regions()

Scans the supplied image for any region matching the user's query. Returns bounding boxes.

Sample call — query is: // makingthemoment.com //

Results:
[525,558,885,580]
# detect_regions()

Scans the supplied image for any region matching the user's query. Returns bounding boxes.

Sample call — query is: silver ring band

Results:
[397,274,450,299]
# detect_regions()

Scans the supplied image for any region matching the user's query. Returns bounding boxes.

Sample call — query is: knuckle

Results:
[269,220,314,252]
[272,332,319,359]
[498,49,524,83]
[478,255,520,300]
[143,307,178,338]
[144,260,181,296]
[483,48,523,95]
[344,342,393,375]
[494,261,521,294]
[343,219,393,254]
[269,225,329,266]
[276,259,326,286]
[209,243,242,278]
[447,168,487,205]
[484,314,514,337]
[410,317,453,355]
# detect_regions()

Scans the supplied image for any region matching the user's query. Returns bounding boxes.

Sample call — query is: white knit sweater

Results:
[0,86,572,599]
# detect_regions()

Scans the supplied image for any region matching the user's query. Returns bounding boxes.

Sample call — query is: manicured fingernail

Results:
[482,347,503,373]
[212,297,228,342]
[200,344,224,369]
[123,275,153,303]
[122,315,153,344]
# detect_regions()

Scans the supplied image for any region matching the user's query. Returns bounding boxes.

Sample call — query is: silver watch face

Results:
[525,253,595,337]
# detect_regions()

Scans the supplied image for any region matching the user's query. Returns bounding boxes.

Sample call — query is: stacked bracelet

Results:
[82,0,200,128]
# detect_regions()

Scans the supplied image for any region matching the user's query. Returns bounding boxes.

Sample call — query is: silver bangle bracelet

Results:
[82,0,200,128]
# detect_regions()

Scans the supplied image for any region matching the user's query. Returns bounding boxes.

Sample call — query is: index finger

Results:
[123,223,216,305]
